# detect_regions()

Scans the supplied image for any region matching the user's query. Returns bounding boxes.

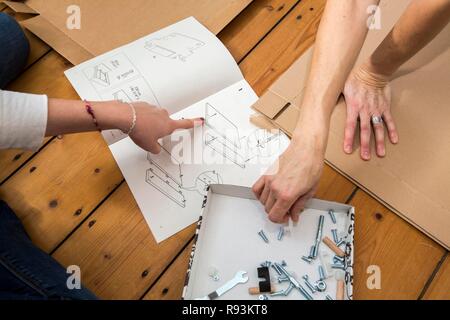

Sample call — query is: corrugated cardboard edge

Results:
[21,15,94,65]
[3,1,37,14]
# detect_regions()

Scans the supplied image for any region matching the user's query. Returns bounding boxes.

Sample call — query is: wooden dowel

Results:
[322,236,345,257]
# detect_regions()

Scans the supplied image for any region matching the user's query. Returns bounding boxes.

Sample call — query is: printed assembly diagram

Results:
[83,53,160,106]
[204,103,282,169]
[145,33,205,62]
[146,147,222,208]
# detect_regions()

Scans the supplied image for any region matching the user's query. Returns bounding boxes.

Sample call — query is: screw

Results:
[277,227,285,241]
[326,294,333,300]
[331,229,339,243]
[302,275,317,294]
[333,255,345,264]
[278,275,289,283]
[258,230,269,243]
[328,209,337,224]
[318,265,326,281]
[270,290,286,297]
[301,256,313,264]
[312,215,325,258]
[259,294,269,300]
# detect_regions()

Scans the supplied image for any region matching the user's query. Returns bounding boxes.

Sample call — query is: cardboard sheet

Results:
[65,18,290,243]
[252,0,450,249]
[9,0,252,64]
[183,185,355,300]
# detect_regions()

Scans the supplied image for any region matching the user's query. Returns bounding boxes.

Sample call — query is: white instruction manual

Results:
[65,17,289,243]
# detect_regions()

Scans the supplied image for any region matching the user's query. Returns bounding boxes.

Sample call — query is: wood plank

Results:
[351,190,445,300]
[218,0,299,62]
[0,133,123,252]
[143,239,194,300]
[0,2,6,11]
[52,184,196,299]
[49,0,340,300]
[240,0,326,96]
[422,253,450,300]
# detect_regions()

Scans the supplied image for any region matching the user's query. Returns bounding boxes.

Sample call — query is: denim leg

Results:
[0,201,98,300]
[0,13,30,89]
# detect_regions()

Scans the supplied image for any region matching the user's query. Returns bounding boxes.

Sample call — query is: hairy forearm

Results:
[367,0,450,76]
[45,99,131,136]
[293,0,379,151]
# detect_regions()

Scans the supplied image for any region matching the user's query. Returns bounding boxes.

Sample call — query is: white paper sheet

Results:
[65,17,290,243]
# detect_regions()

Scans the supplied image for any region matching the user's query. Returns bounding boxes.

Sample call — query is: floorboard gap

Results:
[417,251,448,300]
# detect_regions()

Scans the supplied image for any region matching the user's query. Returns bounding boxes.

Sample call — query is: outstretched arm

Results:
[253,0,379,223]
[343,0,450,159]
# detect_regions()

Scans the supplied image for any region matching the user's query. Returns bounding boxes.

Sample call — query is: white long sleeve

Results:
[0,90,48,151]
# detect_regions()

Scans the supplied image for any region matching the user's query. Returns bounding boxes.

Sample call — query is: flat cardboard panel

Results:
[20,0,252,64]
[183,185,355,300]
[251,0,450,249]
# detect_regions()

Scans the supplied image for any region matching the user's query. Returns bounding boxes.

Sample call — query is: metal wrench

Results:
[195,271,249,300]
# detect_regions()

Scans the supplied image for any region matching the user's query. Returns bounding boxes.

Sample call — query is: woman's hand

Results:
[342,64,399,160]
[252,138,324,224]
[125,102,203,154]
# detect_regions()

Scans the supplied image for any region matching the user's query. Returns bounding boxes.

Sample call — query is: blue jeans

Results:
[0,201,97,300]
[0,14,97,300]
[0,12,29,89]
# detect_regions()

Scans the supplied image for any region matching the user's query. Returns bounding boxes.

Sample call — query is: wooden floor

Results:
[1,0,448,300]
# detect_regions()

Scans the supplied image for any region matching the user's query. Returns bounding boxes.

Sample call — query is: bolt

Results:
[312,215,325,258]
[302,275,317,294]
[326,294,333,300]
[298,284,314,300]
[331,229,339,243]
[309,245,316,259]
[258,230,269,243]
[333,255,345,264]
[271,263,282,276]
[270,290,286,297]
[337,239,346,247]
[301,256,313,264]
[331,263,345,270]
[318,265,326,281]
[284,283,295,296]
[278,275,289,283]
[259,294,269,300]
[277,227,285,241]
[328,209,337,224]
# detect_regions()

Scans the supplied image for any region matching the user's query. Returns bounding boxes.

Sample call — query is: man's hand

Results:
[342,64,399,160]
[252,139,324,223]
[127,102,203,154]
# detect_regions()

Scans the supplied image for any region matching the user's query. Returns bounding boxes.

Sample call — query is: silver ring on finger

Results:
[371,115,384,126]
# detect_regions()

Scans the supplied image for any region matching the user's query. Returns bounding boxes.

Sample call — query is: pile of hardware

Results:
[252,210,348,300]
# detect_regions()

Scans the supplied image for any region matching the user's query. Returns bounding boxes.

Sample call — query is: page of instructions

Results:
[65,17,244,144]
[109,80,290,243]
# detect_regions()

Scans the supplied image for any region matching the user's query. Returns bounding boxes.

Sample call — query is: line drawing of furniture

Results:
[112,89,132,103]
[146,148,186,208]
[88,63,111,87]
[145,33,205,62]
[246,129,281,158]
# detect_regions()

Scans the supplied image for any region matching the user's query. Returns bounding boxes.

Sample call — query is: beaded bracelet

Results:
[125,102,137,136]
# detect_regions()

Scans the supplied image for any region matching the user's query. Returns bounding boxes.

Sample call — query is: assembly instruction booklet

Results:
[65,17,289,243]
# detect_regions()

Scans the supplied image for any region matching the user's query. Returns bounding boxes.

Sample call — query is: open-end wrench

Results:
[195,271,249,300]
